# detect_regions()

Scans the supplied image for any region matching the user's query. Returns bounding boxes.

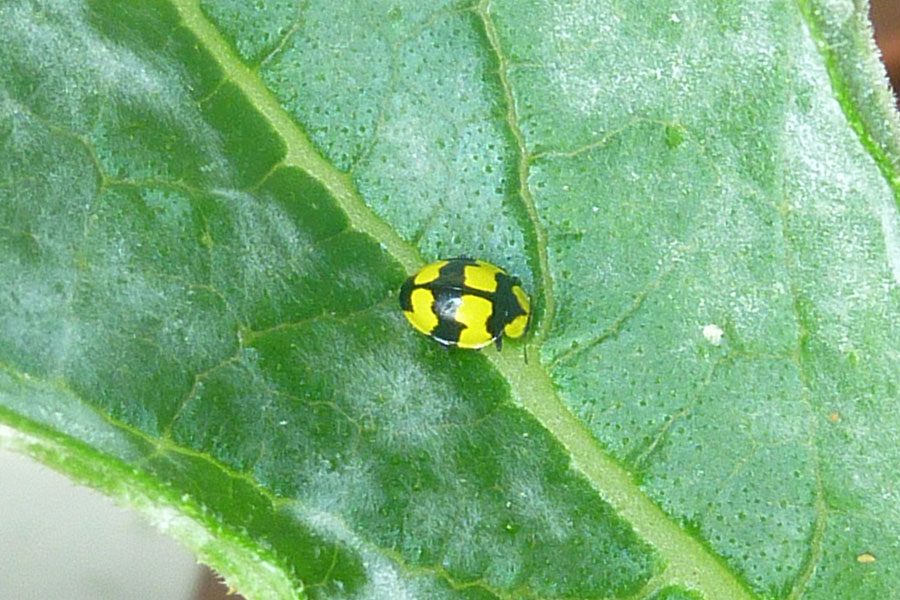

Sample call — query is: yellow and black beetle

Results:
[399,257,530,350]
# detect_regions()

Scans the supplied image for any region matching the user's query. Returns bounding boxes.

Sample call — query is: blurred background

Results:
[2,4,900,600]
[873,0,900,96]
[0,434,234,600]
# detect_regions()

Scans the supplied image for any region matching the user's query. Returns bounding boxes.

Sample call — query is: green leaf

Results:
[2,0,898,599]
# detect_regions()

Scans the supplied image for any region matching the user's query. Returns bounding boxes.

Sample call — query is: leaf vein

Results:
[476,0,555,347]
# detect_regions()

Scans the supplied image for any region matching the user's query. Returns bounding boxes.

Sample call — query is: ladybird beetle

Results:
[399,257,530,350]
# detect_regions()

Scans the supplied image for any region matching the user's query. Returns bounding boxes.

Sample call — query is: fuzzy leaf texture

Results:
[2,1,899,599]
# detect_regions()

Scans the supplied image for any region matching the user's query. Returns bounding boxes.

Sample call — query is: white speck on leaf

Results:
[702,324,724,345]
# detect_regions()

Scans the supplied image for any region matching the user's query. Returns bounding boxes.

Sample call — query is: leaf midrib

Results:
[170,0,755,598]
[171,0,423,275]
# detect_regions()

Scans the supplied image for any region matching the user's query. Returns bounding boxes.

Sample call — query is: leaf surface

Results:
[1,1,899,599]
